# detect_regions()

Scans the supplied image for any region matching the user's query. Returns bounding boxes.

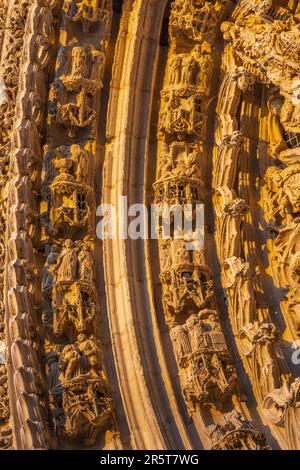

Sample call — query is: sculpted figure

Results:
[240,322,281,399]
[55,239,78,283]
[54,158,74,182]
[159,239,172,272]
[255,323,281,398]
[71,46,88,79]
[77,334,102,377]
[219,196,247,262]
[42,245,59,292]
[186,315,205,352]
[267,92,286,157]
[182,57,197,86]
[158,152,173,180]
[78,244,94,283]
[222,257,257,334]
[60,344,81,381]
[170,322,191,364]
[169,56,182,85]
[71,144,90,183]
[248,0,273,16]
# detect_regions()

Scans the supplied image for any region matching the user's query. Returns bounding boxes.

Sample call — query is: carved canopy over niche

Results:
[0,0,299,451]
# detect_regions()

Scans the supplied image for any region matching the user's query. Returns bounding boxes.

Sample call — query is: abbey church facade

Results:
[0,0,300,450]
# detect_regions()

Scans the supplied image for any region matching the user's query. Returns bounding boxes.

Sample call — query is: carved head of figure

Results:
[234,68,256,93]
[77,333,87,343]
[268,92,284,116]
[64,239,74,250]
[220,21,235,41]
[265,166,283,192]
[54,157,73,175]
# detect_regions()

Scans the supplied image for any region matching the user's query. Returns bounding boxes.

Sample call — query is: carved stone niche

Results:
[48,44,105,135]
[41,144,95,238]
[156,142,202,181]
[171,309,237,415]
[63,0,112,33]
[62,375,112,446]
[42,239,97,340]
[169,0,228,45]
[47,335,113,446]
[154,176,203,206]
[160,241,213,320]
[158,89,205,140]
[166,45,213,96]
[207,410,271,450]
[61,45,105,95]
[48,82,96,134]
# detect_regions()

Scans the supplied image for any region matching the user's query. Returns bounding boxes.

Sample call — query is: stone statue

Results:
[55,239,78,283]
[78,244,94,283]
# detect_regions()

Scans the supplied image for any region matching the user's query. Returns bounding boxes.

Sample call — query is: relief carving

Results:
[41,144,95,238]
[63,0,112,33]
[171,309,237,415]
[207,410,271,450]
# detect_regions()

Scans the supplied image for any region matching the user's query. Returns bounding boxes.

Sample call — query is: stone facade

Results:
[0,0,299,450]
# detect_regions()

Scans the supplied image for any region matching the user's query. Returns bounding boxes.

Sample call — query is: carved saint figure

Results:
[169,56,182,85]
[42,245,59,292]
[186,315,205,352]
[60,344,81,381]
[170,323,191,364]
[71,144,90,183]
[182,57,197,85]
[55,239,78,283]
[78,244,94,283]
[71,46,88,79]
[77,334,102,377]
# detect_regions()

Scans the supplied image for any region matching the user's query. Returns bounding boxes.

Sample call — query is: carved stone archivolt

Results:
[153,0,270,451]
[1,0,300,451]
[212,0,300,450]
[38,0,117,448]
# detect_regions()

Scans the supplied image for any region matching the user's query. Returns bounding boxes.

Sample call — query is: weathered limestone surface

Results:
[0,0,299,450]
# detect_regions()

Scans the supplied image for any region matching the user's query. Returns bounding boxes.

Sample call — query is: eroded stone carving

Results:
[207,410,271,450]
[63,0,112,33]
[222,2,300,133]
[41,144,95,238]
[171,309,237,414]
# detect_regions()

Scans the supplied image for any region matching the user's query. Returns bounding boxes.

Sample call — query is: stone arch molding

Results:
[1,0,300,451]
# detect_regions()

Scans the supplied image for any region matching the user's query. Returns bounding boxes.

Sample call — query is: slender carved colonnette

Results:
[154,0,271,450]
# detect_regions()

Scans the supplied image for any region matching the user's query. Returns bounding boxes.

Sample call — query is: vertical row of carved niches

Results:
[40,1,118,448]
[0,0,31,450]
[214,2,300,448]
[154,0,270,450]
